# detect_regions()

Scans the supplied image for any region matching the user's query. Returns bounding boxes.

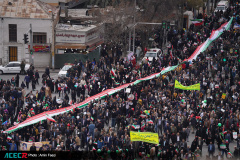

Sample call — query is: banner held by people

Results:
[130,131,159,144]
[174,80,200,91]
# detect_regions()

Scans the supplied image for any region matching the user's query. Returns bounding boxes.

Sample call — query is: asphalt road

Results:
[0,71,60,97]
[0,72,238,159]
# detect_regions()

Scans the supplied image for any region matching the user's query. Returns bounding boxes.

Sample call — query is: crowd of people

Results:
[1,2,240,160]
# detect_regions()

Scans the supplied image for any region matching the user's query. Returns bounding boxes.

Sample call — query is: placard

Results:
[233,132,237,139]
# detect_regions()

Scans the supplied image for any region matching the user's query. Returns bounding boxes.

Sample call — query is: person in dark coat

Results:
[208,141,215,158]
[34,70,40,85]
[24,74,30,89]
[32,76,36,91]
[45,66,50,78]
[30,143,36,151]
[15,74,19,87]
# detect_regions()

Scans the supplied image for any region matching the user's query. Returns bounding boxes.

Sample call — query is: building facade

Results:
[0,0,59,67]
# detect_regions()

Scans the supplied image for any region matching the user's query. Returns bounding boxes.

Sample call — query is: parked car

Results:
[214,1,229,13]
[0,61,30,74]
[142,48,162,64]
[58,63,73,78]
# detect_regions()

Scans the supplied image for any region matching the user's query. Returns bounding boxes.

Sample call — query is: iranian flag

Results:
[140,114,146,118]
[185,17,233,63]
[69,100,73,105]
[138,70,141,77]
[111,68,116,77]
[228,151,233,157]
[28,113,31,118]
[175,148,179,154]
[220,144,226,149]
[118,146,122,151]
[4,18,234,135]
[132,124,138,129]
[147,120,154,124]
[46,114,56,123]
[31,109,35,115]
[7,136,12,140]
[93,147,96,151]
[37,101,41,106]
[43,104,48,110]
[91,116,94,121]
[191,19,204,26]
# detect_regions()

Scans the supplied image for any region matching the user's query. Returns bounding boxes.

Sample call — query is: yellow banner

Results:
[130,131,159,144]
[20,141,50,151]
[174,80,200,91]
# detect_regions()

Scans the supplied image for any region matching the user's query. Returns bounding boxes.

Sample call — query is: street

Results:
[0,71,237,159]
[0,71,60,97]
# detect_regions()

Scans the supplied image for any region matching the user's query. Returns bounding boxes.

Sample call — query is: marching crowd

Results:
[1,2,240,160]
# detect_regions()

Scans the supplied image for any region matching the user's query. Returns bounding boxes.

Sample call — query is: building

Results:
[0,0,59,67]
[54,22,103,68]
[39,0,71,7]
[54,7,104,68]
[39,0,87,8]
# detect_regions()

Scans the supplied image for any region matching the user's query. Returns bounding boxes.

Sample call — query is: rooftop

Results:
[56,23,97,32]
[0,0,59,19]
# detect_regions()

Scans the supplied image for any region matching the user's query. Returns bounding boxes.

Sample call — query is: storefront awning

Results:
[86,38,104,51]
[55,43,86,49]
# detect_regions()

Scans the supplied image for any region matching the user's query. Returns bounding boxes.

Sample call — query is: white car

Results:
[214,1,229,13]
[0,61,30,74]
[142,48,162,63]
[58,64,73,78]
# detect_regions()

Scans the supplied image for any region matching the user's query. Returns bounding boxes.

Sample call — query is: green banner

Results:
[174,80,200,91]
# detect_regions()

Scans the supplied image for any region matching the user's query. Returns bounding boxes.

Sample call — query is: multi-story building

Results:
[0,0,59,67]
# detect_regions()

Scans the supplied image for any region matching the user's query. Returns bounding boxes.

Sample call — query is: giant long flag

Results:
[4,17,233,133]
[186,17,233,63]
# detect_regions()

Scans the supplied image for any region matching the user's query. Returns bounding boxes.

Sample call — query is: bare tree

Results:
[91,0,188,51]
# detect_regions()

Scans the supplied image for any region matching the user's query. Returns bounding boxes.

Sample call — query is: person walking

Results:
[35,70,40,85]
[208,141,215,158]
[32,76,36,91]
[15,74,19,87]
[45,66,50,78]
[24,74,30,89]
[88,122,95,139]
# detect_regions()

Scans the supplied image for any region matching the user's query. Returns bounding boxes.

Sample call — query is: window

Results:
[13,63,20,67]
[33,32,47,44]
[9,24,17,42]
[6,63,14,67]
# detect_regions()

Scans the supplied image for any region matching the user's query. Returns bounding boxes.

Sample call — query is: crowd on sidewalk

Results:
[1,3,240,160]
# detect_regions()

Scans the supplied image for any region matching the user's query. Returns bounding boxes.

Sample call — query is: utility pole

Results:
[129,30,131,51]
[30,24,33,65]
[207,0,210,15]
[51,12,55,70]
[133,0,136,54]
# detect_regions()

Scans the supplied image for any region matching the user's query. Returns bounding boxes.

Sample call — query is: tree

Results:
[91,0,185,51]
